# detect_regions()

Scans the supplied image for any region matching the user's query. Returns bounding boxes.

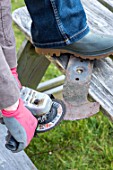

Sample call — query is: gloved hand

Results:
[1,98,38,153]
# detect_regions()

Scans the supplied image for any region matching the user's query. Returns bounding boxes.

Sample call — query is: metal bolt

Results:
[76,68,84,74]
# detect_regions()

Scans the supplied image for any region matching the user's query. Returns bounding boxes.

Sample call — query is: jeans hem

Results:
[33,25,90,48]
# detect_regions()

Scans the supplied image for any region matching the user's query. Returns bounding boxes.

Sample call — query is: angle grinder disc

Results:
[36,99,66,133]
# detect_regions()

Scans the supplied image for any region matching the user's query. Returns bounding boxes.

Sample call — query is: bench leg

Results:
[17,40,50,89]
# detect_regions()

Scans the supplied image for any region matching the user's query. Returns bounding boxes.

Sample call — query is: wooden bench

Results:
[0,0,109,169]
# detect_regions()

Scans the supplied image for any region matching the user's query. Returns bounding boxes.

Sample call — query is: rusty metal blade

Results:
[63,56,100,120]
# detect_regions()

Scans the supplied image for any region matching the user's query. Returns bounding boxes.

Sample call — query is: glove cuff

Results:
[2,99,23,117]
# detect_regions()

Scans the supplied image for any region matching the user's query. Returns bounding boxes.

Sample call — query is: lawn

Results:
[12,1,113,170]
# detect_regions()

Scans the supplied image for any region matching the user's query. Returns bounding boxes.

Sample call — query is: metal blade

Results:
[63,56,100,120]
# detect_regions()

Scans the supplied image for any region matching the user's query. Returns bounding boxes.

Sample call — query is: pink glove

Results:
[2,99,38,152]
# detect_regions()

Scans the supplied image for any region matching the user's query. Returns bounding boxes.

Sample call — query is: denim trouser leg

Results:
[25,0,89,48]
[0,0,20,109]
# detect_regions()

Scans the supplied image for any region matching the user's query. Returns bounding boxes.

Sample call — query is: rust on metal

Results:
[63,56,100,120]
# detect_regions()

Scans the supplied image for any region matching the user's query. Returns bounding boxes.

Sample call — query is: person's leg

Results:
[25,0,113,59]
[25,0,89,48]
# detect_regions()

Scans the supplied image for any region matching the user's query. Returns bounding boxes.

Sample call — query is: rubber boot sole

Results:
[35,47,113,60]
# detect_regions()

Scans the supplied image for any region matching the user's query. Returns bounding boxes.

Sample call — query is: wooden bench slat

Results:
[0,124,37,170]
[81,0,113,35]
[12,7,31,41]
[90,58,113,119]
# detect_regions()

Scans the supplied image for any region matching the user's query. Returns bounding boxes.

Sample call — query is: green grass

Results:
[12,1,113,170]
[26,112,113,170]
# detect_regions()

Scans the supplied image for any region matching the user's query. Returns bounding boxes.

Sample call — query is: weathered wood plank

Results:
[81,0,113,35]
[12,7,31,41]
[0,124,37,170]
[90,57,113,120]
[17,40,50,89]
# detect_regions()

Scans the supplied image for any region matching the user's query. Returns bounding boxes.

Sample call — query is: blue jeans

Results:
[24,0,89,48]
